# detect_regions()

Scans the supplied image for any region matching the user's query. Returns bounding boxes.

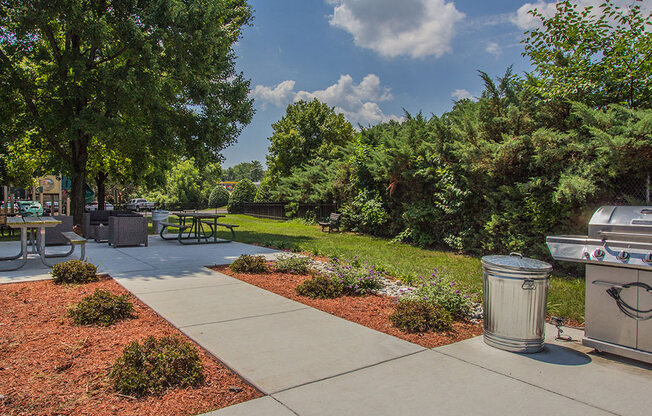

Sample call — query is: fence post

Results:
[647,173,650,204]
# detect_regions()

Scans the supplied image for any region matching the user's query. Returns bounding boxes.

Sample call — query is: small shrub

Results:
[67,289,134,327]
[208,185,230,208]
[227,179,256,214]
[254,176,274,202]
[409,271,472,320]
[51,260,98,284]
[296,275,343,299]
[390,298,452,333]
[110,335,204,397]
[274,255,314,274]
[229,254,269,273]
[320,258,384,295]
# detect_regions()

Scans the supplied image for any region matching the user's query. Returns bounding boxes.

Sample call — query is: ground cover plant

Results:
[296,275,343,299]
[110,335,204,397]
[0,279,261,415]
[209,215,585,322]
[274,254,314,274]
[51,260,99,284]
[67,289,135,327]
[390,299,452,333]
[320,257,384,295]
[229,254,269,273]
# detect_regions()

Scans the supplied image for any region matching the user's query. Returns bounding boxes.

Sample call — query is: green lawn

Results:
[209,215,585,323]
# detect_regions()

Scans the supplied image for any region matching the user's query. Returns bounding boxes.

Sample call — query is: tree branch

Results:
[41,24,62,63]
[88,45,128,68]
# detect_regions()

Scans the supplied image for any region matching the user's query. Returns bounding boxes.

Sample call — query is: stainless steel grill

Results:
[547,206,652,364]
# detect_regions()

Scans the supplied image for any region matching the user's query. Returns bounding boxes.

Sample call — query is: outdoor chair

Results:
[83,210,131,239]
[108,215,148,247]
[319,212,342,233]
[44,215,74,245]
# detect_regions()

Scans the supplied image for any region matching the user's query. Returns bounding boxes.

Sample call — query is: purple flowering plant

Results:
[406,269,471,320]
[321,257,384,295]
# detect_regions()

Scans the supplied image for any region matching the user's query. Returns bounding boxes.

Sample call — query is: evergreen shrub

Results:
[67,289,134,326]
[51,260,98,284]
[229,254,269,273]
[227,179,256,213]
[110,335,204,396]
[390,298,452,333]
[208,185,230,208]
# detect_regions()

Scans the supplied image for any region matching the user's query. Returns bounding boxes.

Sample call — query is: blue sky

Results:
[220,0,646,168]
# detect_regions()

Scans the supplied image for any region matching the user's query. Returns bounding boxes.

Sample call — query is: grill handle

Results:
[592,280,626,289]
[598,231,652,241]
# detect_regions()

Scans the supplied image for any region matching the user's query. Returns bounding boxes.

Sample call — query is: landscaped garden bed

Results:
[0,277,261,416]
[213,255,483,349]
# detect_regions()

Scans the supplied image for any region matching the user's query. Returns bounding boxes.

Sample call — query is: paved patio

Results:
[1,236,650,415]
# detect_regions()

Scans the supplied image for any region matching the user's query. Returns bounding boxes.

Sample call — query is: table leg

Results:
[0,228,28,271]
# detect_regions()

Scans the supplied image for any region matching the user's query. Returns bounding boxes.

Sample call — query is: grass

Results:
[207,215,586,323]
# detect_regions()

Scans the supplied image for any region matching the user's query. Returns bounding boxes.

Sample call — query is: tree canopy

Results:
[0,0,254,222]
[522,0,652,109]
[266,99,356,178]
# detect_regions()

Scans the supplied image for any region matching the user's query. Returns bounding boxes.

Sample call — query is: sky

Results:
[220,0,648,168]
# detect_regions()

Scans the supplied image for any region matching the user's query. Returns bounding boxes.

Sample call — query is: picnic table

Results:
[0,216,86,271]
[160,212,238,245]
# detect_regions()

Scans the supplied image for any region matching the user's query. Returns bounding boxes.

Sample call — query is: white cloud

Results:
[326,0,465,58]
[252,74,402,126]
[511,1,652,30]
[451,89,474,101]
[252,80,296,110]
[485,41,502,57]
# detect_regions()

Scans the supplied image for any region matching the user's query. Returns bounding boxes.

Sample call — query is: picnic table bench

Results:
[160,213,237,244]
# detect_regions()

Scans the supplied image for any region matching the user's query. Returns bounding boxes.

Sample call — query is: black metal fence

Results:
[242,202,338,220]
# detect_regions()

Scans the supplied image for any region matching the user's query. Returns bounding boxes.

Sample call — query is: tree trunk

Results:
[70,134,90,227]
[96,171,108,210]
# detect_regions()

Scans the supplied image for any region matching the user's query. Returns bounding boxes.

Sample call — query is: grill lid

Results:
[482,253,552,272]
[589,206,652,243]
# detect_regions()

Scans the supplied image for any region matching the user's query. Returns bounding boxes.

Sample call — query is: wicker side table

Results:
[94,224,109,243]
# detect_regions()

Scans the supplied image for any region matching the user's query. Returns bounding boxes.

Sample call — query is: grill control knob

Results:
[593,248,605,259]
[617,251,630,261]
[644,253,652,265]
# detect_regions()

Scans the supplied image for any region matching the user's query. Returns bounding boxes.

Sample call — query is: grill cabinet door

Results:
[585,265,637,349]
[637,270,652,352]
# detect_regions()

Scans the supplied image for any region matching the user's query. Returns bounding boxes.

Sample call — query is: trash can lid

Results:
[481,253,552,272]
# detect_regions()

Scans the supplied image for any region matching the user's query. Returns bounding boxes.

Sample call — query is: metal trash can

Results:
[482,253,552,353]
[151,210,169,234]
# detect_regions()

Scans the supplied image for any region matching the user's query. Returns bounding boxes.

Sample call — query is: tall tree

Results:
[223,160,264,181]
[266,99,355,177]
[522,0,652,109]
[0,0,254,223]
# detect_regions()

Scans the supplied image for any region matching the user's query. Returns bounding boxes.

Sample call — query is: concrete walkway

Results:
[1,237,651,415]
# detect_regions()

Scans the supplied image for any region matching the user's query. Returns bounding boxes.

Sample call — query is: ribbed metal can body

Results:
[482,254,552,353]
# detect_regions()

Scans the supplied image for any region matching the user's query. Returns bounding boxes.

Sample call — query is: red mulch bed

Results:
[213,266,483,349]
[0,278,261,416]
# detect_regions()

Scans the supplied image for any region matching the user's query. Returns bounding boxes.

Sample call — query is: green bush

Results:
[409,272,472,320]
[390,298,452,333]
[274,255,314,274]
[51,260,98,284]
[110,335,204,397]
[254,176,275,202]
[340,190,388,234]
[67,289,134,327]
[227,178,257,214]
[320,258,384,295]
[296,275,344,299]
[208,185,230,208]
[229,254,269,273]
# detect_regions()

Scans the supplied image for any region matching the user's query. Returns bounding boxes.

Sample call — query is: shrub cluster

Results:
[390,298,452,333]
[296,275,343,299]
[229,254,269,273]
[274,255,313,274]
[67,289,135,327]
[110,335,204,396]
[321,257,384,295]
[51,260,98,284]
